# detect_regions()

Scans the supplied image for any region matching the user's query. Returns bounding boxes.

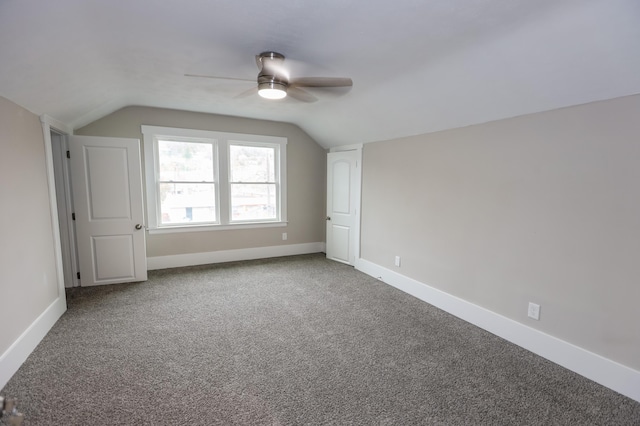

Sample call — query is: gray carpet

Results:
[2,254,639,425]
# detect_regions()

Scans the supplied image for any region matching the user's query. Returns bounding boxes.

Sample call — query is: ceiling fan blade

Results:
[185,73,255,83]
[287,87,318,103]
[289,77,353,88]
[234,87,258,99]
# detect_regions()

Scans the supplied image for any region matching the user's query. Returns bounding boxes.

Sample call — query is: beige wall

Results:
[361,94,640,370]
[76,106,326,257]
[0,96,60,355]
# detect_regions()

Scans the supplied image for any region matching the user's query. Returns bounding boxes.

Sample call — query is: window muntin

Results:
[142,125,287,232]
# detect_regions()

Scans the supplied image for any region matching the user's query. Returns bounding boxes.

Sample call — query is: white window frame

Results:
[142,125,287,234]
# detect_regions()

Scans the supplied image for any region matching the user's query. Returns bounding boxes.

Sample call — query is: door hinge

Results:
[72,213,76,220]
[77,272,80,280]
[66,150,70,159]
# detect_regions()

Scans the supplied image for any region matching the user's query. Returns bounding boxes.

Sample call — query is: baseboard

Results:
[147,242,326,270]
[0,296,67,390]
[354,258,640,403]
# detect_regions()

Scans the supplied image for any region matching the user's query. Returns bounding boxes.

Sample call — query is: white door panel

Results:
[326,150,358,265]
[332,161,351,214]
[69,136,147,286]
[330,225,350,263]
[85,146,132,219]
[92,235,135,281]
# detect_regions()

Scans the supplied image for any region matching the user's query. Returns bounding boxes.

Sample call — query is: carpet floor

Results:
[2,254,639,425]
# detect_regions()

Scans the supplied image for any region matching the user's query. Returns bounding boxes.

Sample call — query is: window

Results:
[142,126,287,232]
[157,139,217,225]
[229,143,277,222]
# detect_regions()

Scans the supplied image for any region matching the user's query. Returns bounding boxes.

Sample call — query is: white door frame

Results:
[50,130,81,287]
[328,144,362,263]
[40,115,72,298]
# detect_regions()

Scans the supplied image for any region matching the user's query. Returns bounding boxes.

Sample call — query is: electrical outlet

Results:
[282,232,287,241]
[528,302,541,320]
[394,256,401,267]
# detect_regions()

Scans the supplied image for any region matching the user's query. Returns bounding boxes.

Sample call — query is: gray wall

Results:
[361,94,640,371]
[76,106,326,258]
[0,96,60,355]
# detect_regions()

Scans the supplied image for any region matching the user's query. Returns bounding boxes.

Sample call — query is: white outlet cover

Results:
[528,302,541,320]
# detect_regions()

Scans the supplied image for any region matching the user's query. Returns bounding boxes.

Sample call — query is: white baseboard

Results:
[355,258,640,403]
[147,242,326,270]
[0,296,67,390]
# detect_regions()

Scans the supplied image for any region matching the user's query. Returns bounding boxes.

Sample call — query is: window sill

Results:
[147,221,288,234]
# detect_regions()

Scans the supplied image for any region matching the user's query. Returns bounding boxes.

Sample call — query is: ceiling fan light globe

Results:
[259,88,286,100]
[258,82,287,99]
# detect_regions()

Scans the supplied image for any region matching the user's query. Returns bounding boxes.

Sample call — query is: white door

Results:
[326,150,359,265]
[69,135,147,286]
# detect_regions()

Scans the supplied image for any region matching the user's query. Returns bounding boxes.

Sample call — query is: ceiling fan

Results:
[186,51,353,102]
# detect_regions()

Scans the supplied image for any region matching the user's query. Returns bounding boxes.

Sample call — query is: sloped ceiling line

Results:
[0,0,638,148]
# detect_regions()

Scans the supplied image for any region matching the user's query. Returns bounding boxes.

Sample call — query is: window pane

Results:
[158,140,214,182]
[229,145,275,182]
[159,183,216,224]
[231,184,276,221]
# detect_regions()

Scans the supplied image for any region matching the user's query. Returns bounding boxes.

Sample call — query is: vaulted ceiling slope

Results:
[1,0,639,148]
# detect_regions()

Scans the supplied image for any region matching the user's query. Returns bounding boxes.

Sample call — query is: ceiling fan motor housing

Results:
[258,51,289,85]
[257,52,289,99]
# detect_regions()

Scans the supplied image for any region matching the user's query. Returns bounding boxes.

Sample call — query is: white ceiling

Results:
[1,0,639,148]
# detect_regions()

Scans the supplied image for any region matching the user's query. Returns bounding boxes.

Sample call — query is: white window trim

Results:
[142,125,287,233]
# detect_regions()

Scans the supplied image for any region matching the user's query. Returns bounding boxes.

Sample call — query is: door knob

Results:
[135,224,143,230]
[326,216,331,221]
